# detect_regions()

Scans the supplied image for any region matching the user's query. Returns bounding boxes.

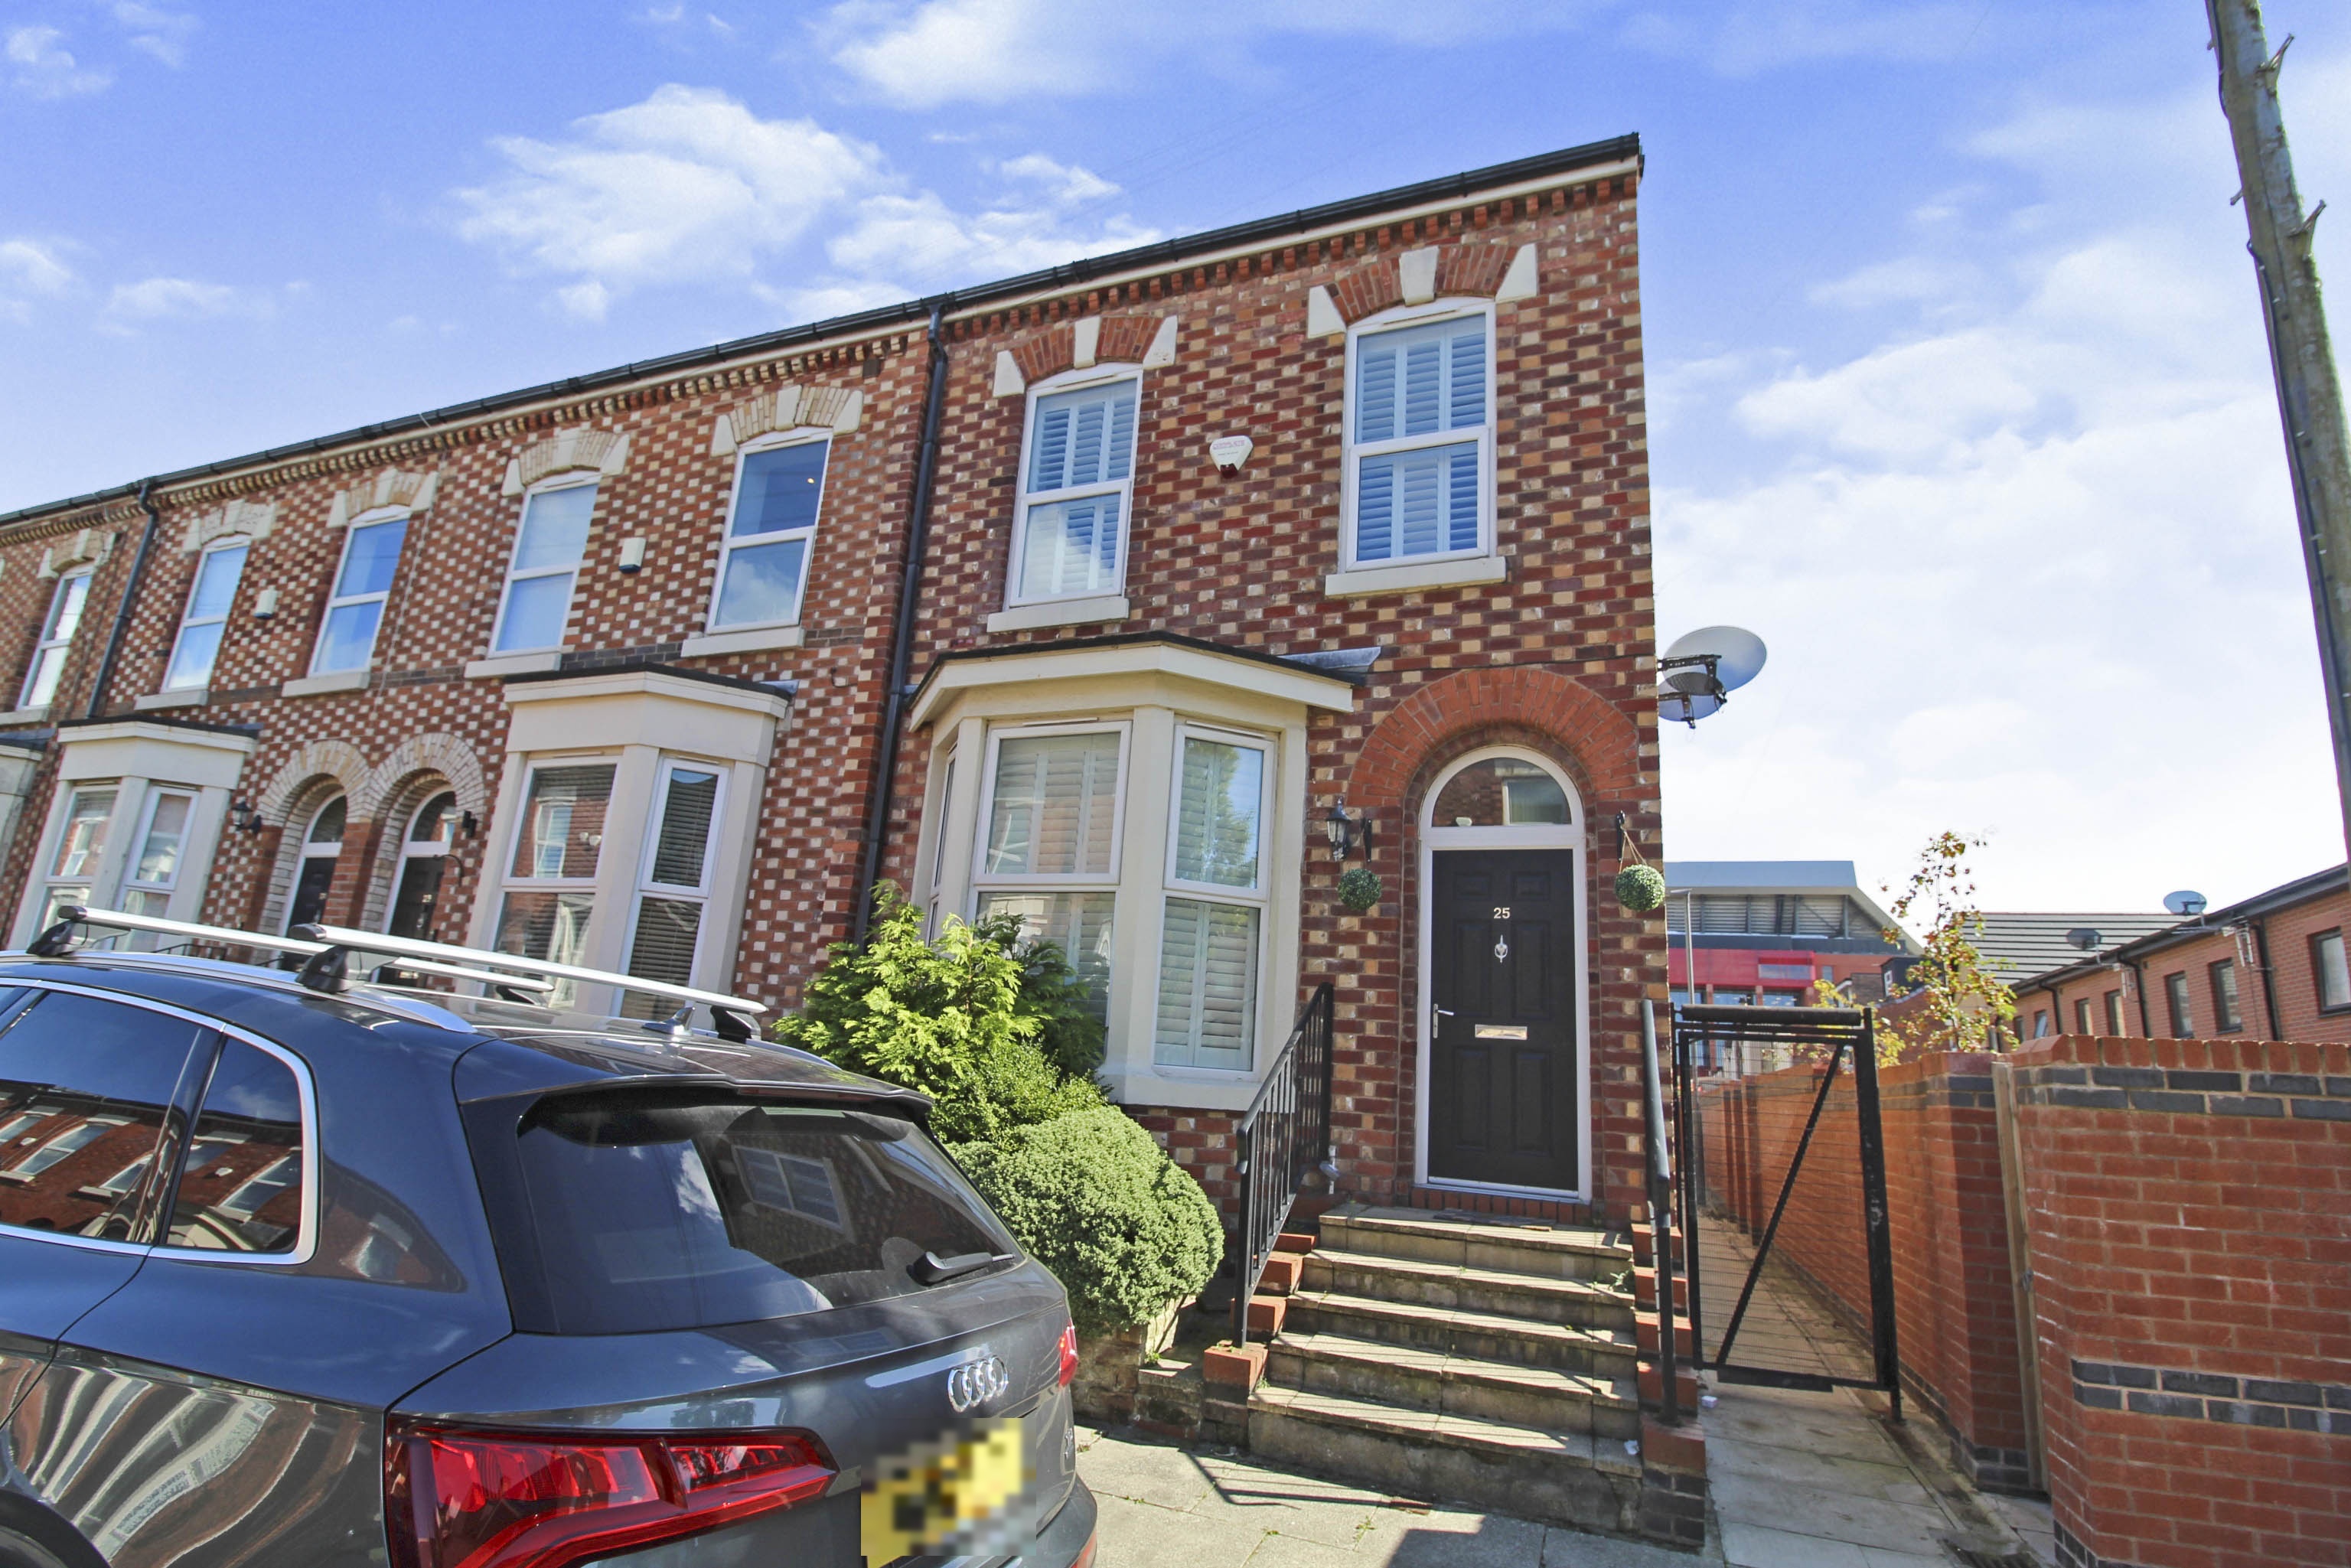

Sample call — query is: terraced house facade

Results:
[0,135,1665,1224]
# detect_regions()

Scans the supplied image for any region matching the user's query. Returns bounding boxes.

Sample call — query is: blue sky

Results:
[4,0,2347,914]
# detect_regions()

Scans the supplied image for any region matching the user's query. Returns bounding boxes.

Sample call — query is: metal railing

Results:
[1640,998,1684,1423]
[1231,982,1335,1348]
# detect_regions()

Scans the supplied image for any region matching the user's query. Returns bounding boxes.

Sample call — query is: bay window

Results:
[1343,307,1493,569]
[311,511,409,675]
[1155,729,1270,1068]
[712,438,827,630]
[1009,374,1138,605]
[494,762,614,970]
[492,482,596,654]
[20,570,90,710]
[973,727,1123,1017]
[122,789,196,919]
[165,537,249,690]
[621,761,726,1012]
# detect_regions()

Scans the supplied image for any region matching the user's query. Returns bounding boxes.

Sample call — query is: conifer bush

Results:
[953,1107,1224,1333]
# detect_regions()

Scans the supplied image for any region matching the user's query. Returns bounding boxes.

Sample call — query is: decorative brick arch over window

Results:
[254,740,369,829]
[352,733,488,823]
[1349,667,1641,813]
[990,312,1179,396]
[500,428,631,497]
[179,497,277,554]
[707,383,864,454]
[326,468,439,529]
[1307,240,1539,337]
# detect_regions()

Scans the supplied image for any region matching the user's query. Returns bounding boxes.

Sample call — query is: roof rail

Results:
[21,907,765,1038]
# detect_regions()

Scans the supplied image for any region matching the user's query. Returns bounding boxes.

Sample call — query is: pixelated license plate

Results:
[861,1416,1029,1564]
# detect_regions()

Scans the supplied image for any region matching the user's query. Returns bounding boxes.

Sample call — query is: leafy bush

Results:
[972,908,1107,1081]
[774,885,1100,1142]
[954,1107,1224,1333]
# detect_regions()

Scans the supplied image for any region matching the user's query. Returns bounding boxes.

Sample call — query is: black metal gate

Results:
[1669,1003,1901,1415]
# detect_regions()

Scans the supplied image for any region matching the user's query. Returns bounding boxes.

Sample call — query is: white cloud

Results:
[1656,62,2351,913]
[6,24,110,96]
[0,239,76,297]
[453,85,885,318]
[108,1,198,67]
[100,275,272,331]
[452,84,1159,320]
[820,0,1598,107]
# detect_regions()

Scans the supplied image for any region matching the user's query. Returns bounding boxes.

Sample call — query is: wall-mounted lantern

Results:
[1324,803,1374,862]
[229,798,266,835]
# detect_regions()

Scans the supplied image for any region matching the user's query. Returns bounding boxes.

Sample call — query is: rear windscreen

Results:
[496,1097,1018,1335]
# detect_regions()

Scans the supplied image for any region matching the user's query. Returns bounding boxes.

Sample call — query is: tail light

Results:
[384,1418,835,1568]
[1056,1321,1080,1387]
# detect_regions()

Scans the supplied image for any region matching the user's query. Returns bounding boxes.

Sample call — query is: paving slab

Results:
[1091,1491,1271,1567]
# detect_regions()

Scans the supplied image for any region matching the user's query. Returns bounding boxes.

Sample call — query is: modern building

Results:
[2008,865,2351,1043]
[0,137,1663,1223]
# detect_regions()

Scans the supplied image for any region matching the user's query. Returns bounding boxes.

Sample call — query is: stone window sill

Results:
[134,689,207,711]
[464,651,563,680]
[1099,1064,1262,1113]
[0,705,50,727]
[985,595,1130,634]
[1322,555,1508,598]
[680,624,806,658]
[282,670,370,698]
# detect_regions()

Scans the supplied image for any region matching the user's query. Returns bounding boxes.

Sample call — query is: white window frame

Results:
[122,787,197,919]
[1153,722,1275,1073]
[308,506,409,676]
[489,478,598,657]
[619,758,729,993]
[709,431,830,632]
[164,535,251,691]
[1005,366,1143,609]
[1339,301,1498,572]
[383,791,457,938]
[282,795,347,934]
[970,722,1130,891]
[35,784,118,928]
[20,569,92,710]
[494,755,618,977]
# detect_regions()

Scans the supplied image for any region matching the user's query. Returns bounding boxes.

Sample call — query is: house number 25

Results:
[1492,907,1511,963]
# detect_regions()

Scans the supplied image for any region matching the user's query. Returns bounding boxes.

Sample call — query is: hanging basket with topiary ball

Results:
[1614,862,1667,913]
[1337,865,1382,914]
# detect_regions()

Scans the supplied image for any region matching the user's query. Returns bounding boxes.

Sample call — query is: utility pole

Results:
[2208,1,2351,859]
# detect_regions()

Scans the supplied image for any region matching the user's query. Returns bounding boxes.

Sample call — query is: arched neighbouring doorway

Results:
[1415,748,1590,1200]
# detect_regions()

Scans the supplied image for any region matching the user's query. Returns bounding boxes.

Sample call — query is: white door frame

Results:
[1413,745,1593,1202]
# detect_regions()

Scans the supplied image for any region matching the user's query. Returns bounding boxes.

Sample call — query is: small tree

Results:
[1876,831,2017,1057]
[775,885,1100,1142]
[971,908,1107,1081]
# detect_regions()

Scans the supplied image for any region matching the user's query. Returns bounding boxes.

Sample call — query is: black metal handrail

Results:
[1231,982,1335,1348]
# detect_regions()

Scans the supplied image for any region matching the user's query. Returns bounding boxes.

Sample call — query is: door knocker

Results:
[1492,907,1511,963]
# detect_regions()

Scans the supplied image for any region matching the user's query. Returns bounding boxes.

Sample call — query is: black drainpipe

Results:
[2251,916,2282,1039]
[2127,956,2153,1038]
[84,478,164,720]
[850,305,949,941]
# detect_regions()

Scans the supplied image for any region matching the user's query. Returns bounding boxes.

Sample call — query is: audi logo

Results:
[945,1354,1010,1413]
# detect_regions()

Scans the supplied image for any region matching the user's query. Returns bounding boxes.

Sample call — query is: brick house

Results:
[2010,865,2351,1044]
[0,135,1665,1226]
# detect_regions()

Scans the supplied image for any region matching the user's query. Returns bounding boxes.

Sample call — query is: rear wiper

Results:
[909,1250,1006,1286]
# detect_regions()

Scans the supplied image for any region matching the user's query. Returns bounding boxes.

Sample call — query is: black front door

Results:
[1428,849,1579,1191]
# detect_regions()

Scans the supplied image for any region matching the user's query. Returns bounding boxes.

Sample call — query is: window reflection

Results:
[166,1039,305,1254]
[0,991,200,1243]
[1433,758,1569,827]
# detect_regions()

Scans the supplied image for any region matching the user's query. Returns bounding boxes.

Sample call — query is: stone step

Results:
[1265,1328,1640,1439]
[1319,1205,1629,1283]
[1303,1250,1636,1332]
[1283,1288,1639,1380]
[1245,1382,1642,1535]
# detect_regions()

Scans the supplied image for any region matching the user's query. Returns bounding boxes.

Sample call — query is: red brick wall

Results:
[2013,1035,2351,1568]
[1694,1053,2033,1489]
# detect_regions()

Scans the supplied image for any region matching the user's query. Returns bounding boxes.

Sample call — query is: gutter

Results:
[83,479,163,721]
[849,305,948,942]
[0,135,1641,533]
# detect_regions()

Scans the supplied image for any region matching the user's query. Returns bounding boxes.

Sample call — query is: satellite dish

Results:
[1665,626,1768,693]
[2066,928,2102,951]
[1658,689,1723,725]
[2163,890,2208,916]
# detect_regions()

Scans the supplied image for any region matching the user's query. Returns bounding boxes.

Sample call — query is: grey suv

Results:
[0,941,1097,1567]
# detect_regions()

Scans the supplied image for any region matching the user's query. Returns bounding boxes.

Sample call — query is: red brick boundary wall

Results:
[2011,1036,2350,1568]
[1694,1053,2033,1491]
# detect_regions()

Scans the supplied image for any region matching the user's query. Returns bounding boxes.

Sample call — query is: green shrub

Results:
[954,1107,1224,1333]
[774,885,1101,1143]
[972,908,1107,1081]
